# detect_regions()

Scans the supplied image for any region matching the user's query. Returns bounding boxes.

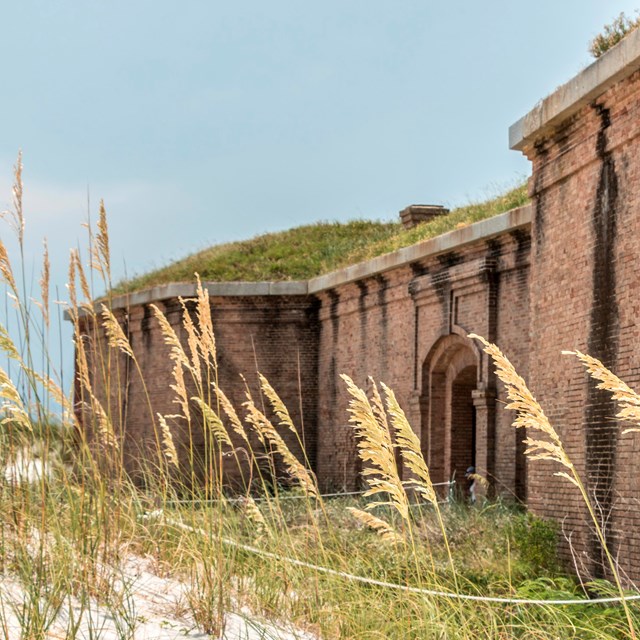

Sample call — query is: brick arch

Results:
[420,334,481,489]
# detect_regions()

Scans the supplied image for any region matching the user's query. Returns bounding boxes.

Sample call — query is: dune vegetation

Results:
[1,158,640,638]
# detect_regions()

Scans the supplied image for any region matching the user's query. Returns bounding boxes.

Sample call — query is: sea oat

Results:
[0,364,31,432]
[212,383,249,444]
[381,382,437,506]
[564,350,640,433]
[74,333,93,395]
[170,360,191,422]
[341,374,409,521]
[179,297,202,381]
[31,370,76,426]
[100,304,134,358]
[151,304,192,371]
[259,374,298,435]
[40,239,50,328]
[94,199,111,284]
[67,249,79,322]
[75,331,118,450]
[243,390,318,498]
[93,398,119,451]
[194,274,216,367]
[157,414,180,469]
[239,495,269,540]
[0,323,22,363]
[0,152,25,244]
[470,334,577,487]
[346,507,403,544]
[0,240,18,297]
[192,397,232,448]
[73,249,93,306]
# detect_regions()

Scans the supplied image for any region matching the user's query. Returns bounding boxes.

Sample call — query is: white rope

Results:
[144,513,640,607]
[168,482,454,505]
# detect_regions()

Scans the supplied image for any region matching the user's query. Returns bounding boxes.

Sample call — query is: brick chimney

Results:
[399,204,449,229]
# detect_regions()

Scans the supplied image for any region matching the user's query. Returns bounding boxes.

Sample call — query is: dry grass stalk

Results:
[0,152,25,245]
[341,374,409,522]
[564,350,640,433]
[100,305,134,359]
[259,374,298,436]
[469,334,577,488]
[0,363,32,432]
[157,414,180,469]
[178,298,202,381]
[194,274,216,367]
[243,391,318,499]
[191,397,232,448]
[347,507,403,544]
[212,383,249,445]
[0,240,18,298]
[150,304,192,372]
[381,382,436,506]
[40,239,50,328]
[93,200,111,284]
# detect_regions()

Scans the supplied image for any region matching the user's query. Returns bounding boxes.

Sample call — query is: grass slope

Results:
[119,184,529,292]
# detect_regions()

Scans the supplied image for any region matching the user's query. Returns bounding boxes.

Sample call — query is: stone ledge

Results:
[307,204,532,293]
[510,27,640,151]
[105,280,310,310]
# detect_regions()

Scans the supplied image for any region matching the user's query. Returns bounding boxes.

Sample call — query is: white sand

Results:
[0,555,317,640]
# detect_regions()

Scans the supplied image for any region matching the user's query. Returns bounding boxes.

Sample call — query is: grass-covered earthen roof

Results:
[118,184,528,293]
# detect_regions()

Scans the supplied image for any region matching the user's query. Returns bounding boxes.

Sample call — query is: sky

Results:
[1,1,639,390]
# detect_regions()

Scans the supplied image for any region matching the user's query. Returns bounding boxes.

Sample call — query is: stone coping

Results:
[102,204,531,311]
[510,27,640,151]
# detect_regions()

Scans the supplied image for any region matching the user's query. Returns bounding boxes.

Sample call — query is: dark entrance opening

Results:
[450,364,477,490]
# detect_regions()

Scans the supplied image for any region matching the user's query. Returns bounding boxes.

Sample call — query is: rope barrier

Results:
[142,511,640,607]
[167,482,455,506]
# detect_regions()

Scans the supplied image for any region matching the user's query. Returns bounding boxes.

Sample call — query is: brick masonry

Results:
[78,214,531,503]
[78,31,640,582]
[513,60,640,580]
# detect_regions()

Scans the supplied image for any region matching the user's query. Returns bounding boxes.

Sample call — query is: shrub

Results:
[511,512,560,574]
[589,12,640,59]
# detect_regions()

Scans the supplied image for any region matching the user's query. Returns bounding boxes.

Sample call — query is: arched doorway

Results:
[450,365,476,484]
[420,335,481,494]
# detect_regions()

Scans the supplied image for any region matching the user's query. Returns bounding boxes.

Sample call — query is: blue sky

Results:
[1,1,639,387]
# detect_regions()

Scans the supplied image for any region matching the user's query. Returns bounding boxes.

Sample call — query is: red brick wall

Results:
[315,234,531,495]
[81,227,532,504]
[79,295,319,490]
[521,68,640,580]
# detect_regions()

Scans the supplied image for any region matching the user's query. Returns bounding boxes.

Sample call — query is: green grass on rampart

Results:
[118,183,529,292]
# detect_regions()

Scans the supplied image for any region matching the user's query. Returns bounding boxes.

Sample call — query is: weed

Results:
[590,12,640,58]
